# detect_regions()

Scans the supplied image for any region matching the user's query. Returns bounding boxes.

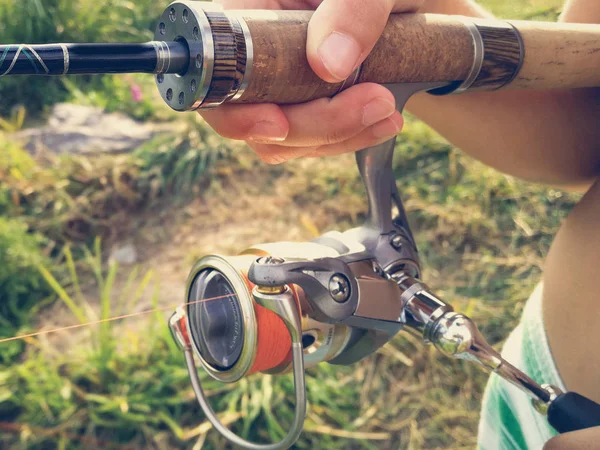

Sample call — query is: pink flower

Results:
[130,83,143,102]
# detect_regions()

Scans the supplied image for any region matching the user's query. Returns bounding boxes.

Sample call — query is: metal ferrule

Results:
[393,274,452,336]
[452,20,484,94]
[154,1,253,111]
[532,384,563,415]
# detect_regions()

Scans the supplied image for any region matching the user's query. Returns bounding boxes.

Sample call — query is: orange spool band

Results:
[229,255,301,375]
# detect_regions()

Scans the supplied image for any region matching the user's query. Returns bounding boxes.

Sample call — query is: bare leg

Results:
[543,177,600,403]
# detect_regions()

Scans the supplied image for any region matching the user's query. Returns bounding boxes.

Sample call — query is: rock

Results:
[109,244,138,266]
[15,103,174,155]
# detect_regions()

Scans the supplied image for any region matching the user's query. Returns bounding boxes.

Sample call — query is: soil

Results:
[34,153,366,352]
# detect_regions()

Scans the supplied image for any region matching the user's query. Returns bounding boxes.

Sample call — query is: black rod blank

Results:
[0,41,189,76]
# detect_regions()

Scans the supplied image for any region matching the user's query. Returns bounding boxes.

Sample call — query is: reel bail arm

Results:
[170,284,307,450]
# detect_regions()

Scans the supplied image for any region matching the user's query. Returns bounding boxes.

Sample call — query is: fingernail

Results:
[371,115,403,139]
[248,121,287,142]
[362,98,396,126]
[318,32,361,81]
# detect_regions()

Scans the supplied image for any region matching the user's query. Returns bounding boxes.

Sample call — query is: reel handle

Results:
[548,392,600,434]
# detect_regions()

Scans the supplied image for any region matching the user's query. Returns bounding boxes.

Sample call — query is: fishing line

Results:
[0,421,135,450]
[0,294,237,344]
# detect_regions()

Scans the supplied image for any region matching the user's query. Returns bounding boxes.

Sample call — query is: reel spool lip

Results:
[185,254,258,383]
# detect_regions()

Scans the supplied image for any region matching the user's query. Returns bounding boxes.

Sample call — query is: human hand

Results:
[544,426,600,449]
[200,0,425,164]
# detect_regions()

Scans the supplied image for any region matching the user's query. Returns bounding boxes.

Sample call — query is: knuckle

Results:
[255,149,286,165]
[322,128,354,146]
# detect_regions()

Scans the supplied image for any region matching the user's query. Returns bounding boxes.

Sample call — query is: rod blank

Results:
[0,41,189,76]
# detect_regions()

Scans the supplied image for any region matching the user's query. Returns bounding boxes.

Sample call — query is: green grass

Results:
[0,0,164,116]
[0,0,574,449]
[0,119,578,449]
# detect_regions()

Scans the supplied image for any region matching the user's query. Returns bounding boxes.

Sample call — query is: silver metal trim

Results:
[230,12,254,101]
[184,1,215,109]
[184,255,258,383]
[154,1,215,111]
[59,44,70,75]
[452,20,484,94]
[532,384,563,416]
[152,41,168,74]
[165,40,172,74]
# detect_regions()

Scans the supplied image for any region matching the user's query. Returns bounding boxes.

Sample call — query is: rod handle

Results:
[548,392,600,434]
[234,11,600,104]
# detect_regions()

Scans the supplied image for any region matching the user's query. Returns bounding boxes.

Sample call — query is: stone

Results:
[15,103,173,155]
[109,244,138,266]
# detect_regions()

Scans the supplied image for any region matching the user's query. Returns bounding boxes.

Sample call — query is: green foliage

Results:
[0,218,52,363]
[0,0,164,115]
[134,114,233,197]
[0,118,222,245]
[0,0,577,448]
[483,0,562,19]
[62,74,161,121]
[0,243,194,448]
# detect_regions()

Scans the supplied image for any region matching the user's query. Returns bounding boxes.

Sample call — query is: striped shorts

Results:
[477,283,566,450]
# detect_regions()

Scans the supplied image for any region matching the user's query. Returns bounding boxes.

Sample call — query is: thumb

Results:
[307,0,424,83]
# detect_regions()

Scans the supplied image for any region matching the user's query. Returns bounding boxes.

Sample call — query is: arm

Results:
[407,0,600,190]
[202,0,600,190]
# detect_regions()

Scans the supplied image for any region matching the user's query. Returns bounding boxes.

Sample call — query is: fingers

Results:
[250,111,403,164]
[307,0,425,82]
[200,103,290,142]
[306,112,403,157]
[199,83,400,163]
[216,0,321,11]
[279,82,396,147]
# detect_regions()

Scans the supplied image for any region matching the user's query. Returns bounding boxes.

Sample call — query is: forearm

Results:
[405,0,600,189]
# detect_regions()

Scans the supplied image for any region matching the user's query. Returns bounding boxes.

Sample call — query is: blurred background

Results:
[0,1,576,449]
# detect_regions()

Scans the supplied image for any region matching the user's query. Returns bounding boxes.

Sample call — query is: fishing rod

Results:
[2,3,600,110]
[3,1,600,449]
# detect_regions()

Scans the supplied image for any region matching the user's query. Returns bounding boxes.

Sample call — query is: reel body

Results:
[171,242,359,383]
[170,232,416,450]
[170,82,600,449]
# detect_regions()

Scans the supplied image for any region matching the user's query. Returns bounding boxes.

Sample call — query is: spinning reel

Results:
[2,0,600,447]
[170,83,600,450]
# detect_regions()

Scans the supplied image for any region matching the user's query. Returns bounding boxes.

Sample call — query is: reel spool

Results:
[173,248,353,381]
[170,242,357,449]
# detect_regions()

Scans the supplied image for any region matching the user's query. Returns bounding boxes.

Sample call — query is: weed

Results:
[0,218,53,363]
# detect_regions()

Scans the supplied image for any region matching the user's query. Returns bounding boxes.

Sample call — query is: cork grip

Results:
[510,20,600,90]
[236,11,474,104]
[230,10,600,105]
